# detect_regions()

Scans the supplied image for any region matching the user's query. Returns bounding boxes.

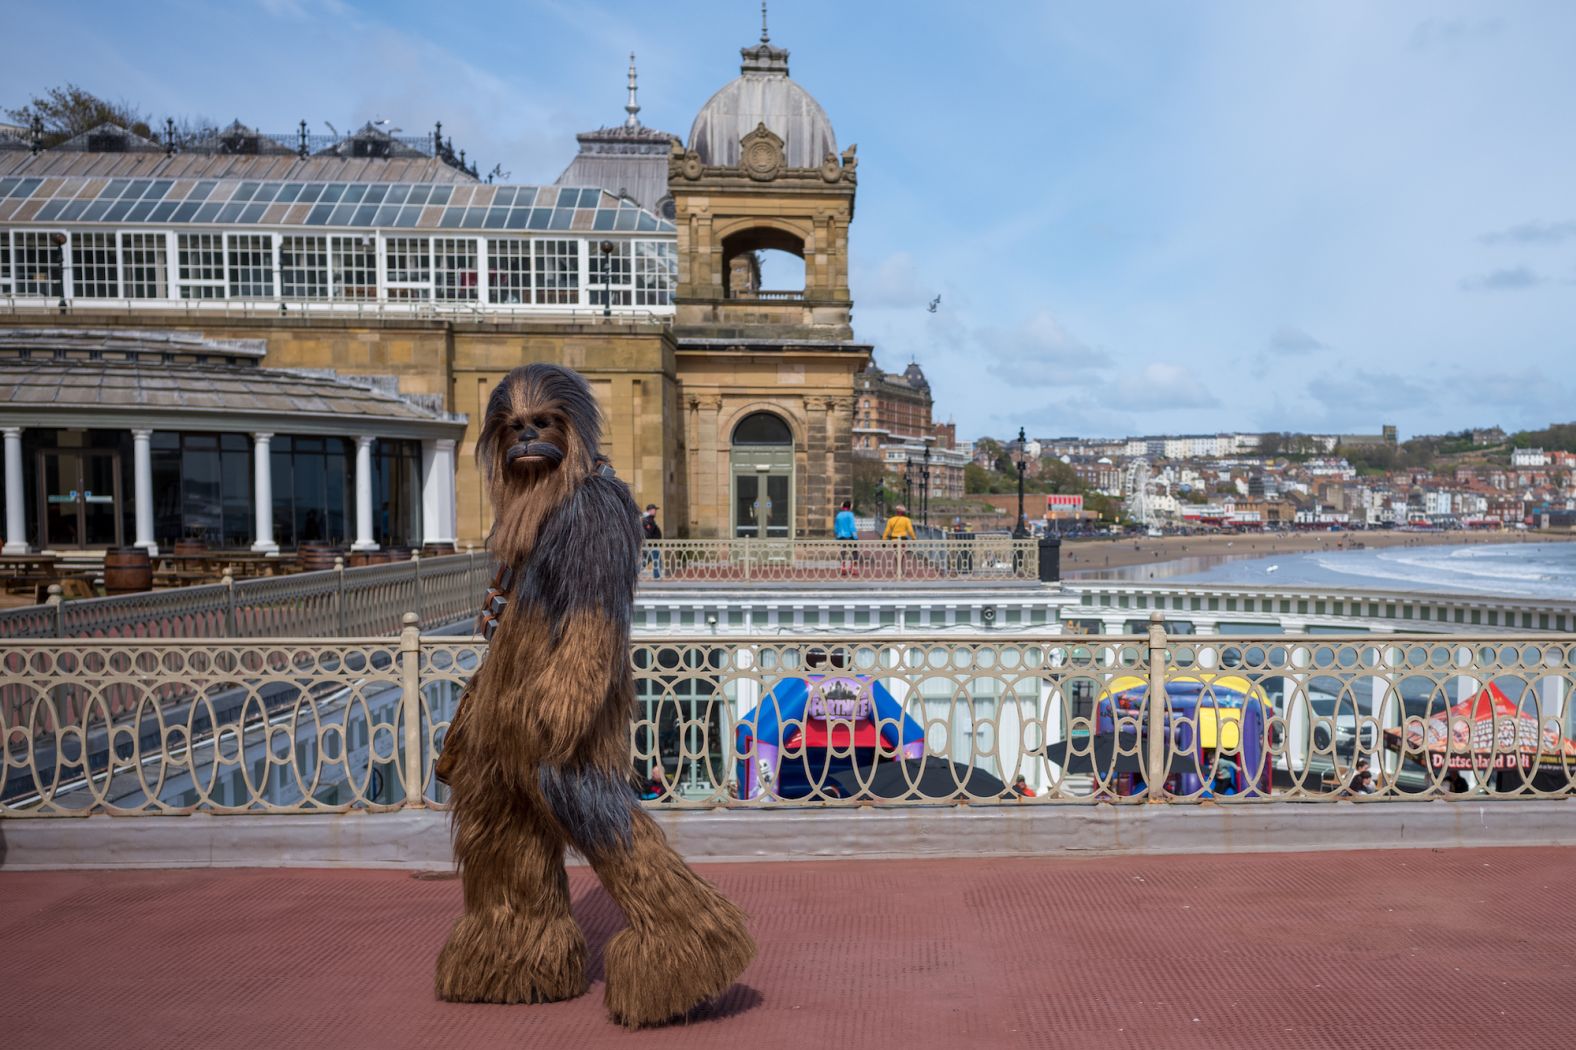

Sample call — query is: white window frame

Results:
[279,233,331,300]
[11,230,67,299]
[176,232,226,299]
[71,230,120,299]
[120,232,170,299]
[384,235,432,300]
[433,236,478,302]
[486,237,532,305]
[225,231,274,299]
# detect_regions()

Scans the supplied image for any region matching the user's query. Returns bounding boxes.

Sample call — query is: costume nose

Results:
[515,422,538,442]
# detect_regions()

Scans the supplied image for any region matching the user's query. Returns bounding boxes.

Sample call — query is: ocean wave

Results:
[1182,543,1576,599]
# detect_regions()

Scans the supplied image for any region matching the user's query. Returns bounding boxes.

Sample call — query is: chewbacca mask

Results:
[434,363,755,1028]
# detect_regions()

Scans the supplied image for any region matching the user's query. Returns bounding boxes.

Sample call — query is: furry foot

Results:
[435,910,587,1004]
[603,893,757,1029]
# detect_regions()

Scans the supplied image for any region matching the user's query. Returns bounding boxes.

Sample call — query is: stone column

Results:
[2,426,27,554]
[251,432,278,554]
[130,428,157,555]
[422,438,457,545]
[352,435,378,552]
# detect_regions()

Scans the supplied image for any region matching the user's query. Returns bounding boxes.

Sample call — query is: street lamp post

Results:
[51,232,68,315]
[903,455,913,512]
[598,239,615,318]
[1012,426,1029,540]
[921,442,932,531]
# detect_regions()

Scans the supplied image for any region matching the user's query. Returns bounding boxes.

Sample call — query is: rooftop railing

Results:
[639,537,1041,582]
[4,619,1572,817]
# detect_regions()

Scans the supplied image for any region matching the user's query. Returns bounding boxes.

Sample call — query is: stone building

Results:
[0,17,868,552]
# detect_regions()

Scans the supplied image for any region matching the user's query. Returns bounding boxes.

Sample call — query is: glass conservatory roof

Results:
[0,177,674,233]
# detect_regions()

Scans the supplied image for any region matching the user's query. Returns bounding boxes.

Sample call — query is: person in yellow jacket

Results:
[882,505,916,540]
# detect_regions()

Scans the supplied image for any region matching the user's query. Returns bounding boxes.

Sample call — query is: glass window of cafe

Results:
[151,432,253,548]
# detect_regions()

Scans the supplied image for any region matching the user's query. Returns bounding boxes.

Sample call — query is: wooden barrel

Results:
[420,542,457,558]
[297,542,340,572]
[173,539,208,556]
[347,551,379,568]
[104,547,153,595]
[384,546,415,563]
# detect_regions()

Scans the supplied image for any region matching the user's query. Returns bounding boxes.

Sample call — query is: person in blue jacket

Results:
[834,499,859,576]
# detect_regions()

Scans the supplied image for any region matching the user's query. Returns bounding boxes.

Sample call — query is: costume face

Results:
[477,363,603,558]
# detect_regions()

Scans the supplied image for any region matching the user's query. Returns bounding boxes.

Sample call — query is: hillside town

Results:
[853,357,1576,535]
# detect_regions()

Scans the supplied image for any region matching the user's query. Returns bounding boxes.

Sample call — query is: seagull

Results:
[927,295,941,313]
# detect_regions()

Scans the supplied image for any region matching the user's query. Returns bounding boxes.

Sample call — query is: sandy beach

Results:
[1060,528,1575,577]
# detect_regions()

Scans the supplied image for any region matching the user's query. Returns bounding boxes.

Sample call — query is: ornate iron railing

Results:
[5,618,1573,816]
[639,537,1039,582]
[0,552,494,640]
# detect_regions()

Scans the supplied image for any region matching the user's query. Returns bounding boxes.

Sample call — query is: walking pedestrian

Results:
[883,504,916,576]
[834,499,859,576]
[641,503,663,579]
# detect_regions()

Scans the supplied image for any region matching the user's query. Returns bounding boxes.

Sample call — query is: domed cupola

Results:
[687,10,837,169]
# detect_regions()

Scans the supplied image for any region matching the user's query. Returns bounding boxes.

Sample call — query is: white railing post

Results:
[398,611,425,807]
[334,557,347,636]
[1146,612,1168,800]
[223,574,236,637]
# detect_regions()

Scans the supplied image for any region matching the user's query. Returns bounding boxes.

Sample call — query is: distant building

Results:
[853,359,932,454]
[1512,448,1549,468]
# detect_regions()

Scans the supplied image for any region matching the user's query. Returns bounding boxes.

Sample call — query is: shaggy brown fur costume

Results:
[434,364,755,1028]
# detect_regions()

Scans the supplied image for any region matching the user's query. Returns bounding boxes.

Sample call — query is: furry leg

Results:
[585,808,756,1029]
[436,799,586,1004]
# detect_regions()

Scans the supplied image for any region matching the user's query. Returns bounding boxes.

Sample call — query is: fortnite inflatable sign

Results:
[806,678,871,721]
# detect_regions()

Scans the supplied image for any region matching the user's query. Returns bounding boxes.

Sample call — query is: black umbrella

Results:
[831,758,1009,801]
[1044,733,1202,778]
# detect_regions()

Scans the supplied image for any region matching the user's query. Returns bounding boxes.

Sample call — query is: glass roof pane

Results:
[36,200,64,220]
[592,210,615,231]
[493,187,516,207]
[148,201,178,222]
[194,202,222,222]
[342,184,366,204]
[233,182,258,202]
[319,185,344,204]
[406,186,430,206]
[296,184,323,204]
[274,184,301,204]
[126,180,152,198]
[385,185,409,205]
[505,208,530,230]
[59,200,87,221]
[351,204,377,225]
[191,181,218,201]
[217,202,246,223]
[172,202,199,222]
[637,212,658,232]
[556,187,579,209]
[327,203,356,224]
[148,180,173,199]
[484,208,508,229]
[372,205,401,226]
[394,208,421,227]
[428,185,452,206]
[103,178,127,198]
[81,200,111,222]
[306,204,332,225]
[460,208,485,229]
[549,208,573,230]
[105,201,134,221]
[125,201,155,222]
[239,203,267,223]
[614,209,637,231]
[438,208,463,228]
[362,185,386,205]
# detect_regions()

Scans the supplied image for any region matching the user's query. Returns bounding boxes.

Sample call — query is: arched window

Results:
[732,411,792,446]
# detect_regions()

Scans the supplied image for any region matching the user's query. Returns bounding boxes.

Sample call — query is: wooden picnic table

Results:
[1,554,60,594]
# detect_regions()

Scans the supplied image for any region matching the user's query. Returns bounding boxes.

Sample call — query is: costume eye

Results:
[532,415,550,430]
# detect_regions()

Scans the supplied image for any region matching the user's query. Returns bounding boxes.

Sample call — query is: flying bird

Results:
[927,295,941,313]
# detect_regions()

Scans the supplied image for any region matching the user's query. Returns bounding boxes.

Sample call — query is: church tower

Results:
[669,8,869,539]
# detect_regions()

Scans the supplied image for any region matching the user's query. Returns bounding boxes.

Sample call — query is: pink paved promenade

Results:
[3,847,1574,1049]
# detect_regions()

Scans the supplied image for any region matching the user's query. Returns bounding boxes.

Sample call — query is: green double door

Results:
[730,448,793,541]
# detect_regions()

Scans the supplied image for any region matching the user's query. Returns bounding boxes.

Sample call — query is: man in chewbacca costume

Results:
[434,363,755,1028]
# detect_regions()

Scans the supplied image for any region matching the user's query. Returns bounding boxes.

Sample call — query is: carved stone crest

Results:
[739,123,785,182]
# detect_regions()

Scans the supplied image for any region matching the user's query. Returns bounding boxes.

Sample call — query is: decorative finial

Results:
[625,52,640,128]
[761,0,769,43]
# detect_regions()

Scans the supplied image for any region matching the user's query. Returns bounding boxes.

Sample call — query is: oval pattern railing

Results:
[4,620,1573,816]
[0,552,495,640]
[638,537,1038,582]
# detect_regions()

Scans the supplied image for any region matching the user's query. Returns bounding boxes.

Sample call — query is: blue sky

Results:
[6,1,1574,441]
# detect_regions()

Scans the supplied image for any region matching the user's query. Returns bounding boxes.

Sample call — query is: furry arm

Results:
[513,473,641,766]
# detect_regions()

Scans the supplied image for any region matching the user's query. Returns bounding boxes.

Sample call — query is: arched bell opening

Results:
[721,227,805,300]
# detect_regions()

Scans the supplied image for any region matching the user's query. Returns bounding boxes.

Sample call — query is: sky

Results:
[5,0,1574,442]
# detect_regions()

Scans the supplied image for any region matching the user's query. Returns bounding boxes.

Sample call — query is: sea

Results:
[1089,541,1576,601]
